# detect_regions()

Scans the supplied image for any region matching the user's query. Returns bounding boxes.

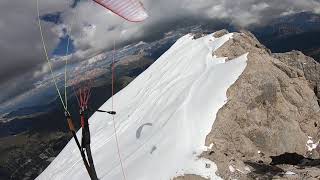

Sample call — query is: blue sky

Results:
[52,35,75,56]
[40,12,62,24]
[41,12,76,56]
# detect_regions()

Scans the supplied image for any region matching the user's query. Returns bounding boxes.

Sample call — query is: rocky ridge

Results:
[200,30,320,180]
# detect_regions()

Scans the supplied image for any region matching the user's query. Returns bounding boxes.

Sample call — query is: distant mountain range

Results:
[251,11,320,62]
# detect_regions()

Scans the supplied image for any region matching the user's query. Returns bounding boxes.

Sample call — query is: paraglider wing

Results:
[93,0,149,22]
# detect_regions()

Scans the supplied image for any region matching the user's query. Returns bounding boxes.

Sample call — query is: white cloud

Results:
[33,63,50,78]
[59,0,320,61]
[251,2,269,12]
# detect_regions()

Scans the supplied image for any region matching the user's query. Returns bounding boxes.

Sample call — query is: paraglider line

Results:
[111,39,127,180]
[64,8,77,112]
[36,0,68,113]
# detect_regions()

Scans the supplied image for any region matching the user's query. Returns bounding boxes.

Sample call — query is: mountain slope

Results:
[37,32,247,179]
[204,30,320,179]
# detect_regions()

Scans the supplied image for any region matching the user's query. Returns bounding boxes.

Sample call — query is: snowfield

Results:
[37,32,248,180]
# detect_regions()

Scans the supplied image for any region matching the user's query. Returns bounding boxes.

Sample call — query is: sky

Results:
[0,0,320,107]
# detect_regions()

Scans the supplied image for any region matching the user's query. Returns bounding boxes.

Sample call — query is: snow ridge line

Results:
[37,32,248,180]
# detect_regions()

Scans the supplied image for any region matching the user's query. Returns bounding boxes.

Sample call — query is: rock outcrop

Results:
[273,51,320,104]
[201,30,320,179]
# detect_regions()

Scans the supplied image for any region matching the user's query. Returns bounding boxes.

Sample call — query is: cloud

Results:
[63,0,320,56]
[1,0,320,105]
[33,63,51,78]
[0,0,70,84]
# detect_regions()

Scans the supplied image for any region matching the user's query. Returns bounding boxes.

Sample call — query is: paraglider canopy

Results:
[93,0,149,22]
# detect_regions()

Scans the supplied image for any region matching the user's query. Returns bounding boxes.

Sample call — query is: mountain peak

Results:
[205,30,320,179]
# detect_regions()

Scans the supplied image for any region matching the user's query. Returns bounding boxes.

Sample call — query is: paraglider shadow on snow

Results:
[150,145,157,154]
[136,123,153,139]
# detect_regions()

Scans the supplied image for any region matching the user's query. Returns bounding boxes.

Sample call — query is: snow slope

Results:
[37,32,248,180]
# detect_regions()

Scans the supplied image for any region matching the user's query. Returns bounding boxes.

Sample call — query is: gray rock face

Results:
[273,51,320,103]
[212,29,229,38]
[201,31,320,179]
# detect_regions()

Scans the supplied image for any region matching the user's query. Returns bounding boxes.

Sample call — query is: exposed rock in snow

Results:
[212,30,229,38]
[173,174,208,180]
